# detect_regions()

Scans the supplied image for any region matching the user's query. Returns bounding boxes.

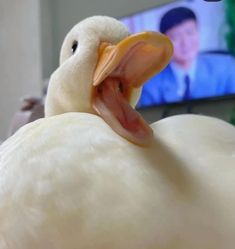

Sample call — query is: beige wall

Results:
[0,0,42,141]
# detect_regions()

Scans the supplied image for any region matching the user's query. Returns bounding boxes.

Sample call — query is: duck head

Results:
[45,16,173,146]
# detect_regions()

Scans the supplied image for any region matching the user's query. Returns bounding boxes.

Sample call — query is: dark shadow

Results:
[137,135,198,199]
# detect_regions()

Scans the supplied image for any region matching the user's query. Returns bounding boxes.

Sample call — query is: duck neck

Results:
[45,51,98,117]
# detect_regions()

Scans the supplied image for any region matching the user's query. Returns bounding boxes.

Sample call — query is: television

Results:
[119,0,235,108]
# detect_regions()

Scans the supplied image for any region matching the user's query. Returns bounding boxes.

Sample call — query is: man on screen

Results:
[138,7,235,107]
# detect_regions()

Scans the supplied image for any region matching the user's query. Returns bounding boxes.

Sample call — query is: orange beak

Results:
[92,31,173,146]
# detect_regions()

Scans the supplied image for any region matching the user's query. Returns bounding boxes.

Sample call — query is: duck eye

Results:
[71,41,78,54]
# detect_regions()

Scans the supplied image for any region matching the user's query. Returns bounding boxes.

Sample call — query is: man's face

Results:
[166,19,199,66]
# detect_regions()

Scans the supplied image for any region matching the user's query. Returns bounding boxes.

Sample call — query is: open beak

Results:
[92,31,173,146]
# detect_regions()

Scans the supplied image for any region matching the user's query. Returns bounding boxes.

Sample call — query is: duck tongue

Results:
[92,77,153,146]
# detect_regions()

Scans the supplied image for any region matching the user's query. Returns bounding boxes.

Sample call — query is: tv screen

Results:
[120,0,235,108]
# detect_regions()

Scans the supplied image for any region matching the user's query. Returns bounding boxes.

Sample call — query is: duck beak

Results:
[92,31,173,146]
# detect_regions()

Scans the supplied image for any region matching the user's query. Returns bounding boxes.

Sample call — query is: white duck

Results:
[0,16,235,249]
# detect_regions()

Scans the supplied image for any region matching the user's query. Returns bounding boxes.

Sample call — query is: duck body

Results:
[0,113,235,249]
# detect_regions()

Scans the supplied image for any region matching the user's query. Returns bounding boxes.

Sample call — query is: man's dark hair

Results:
[159,7,197,34]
